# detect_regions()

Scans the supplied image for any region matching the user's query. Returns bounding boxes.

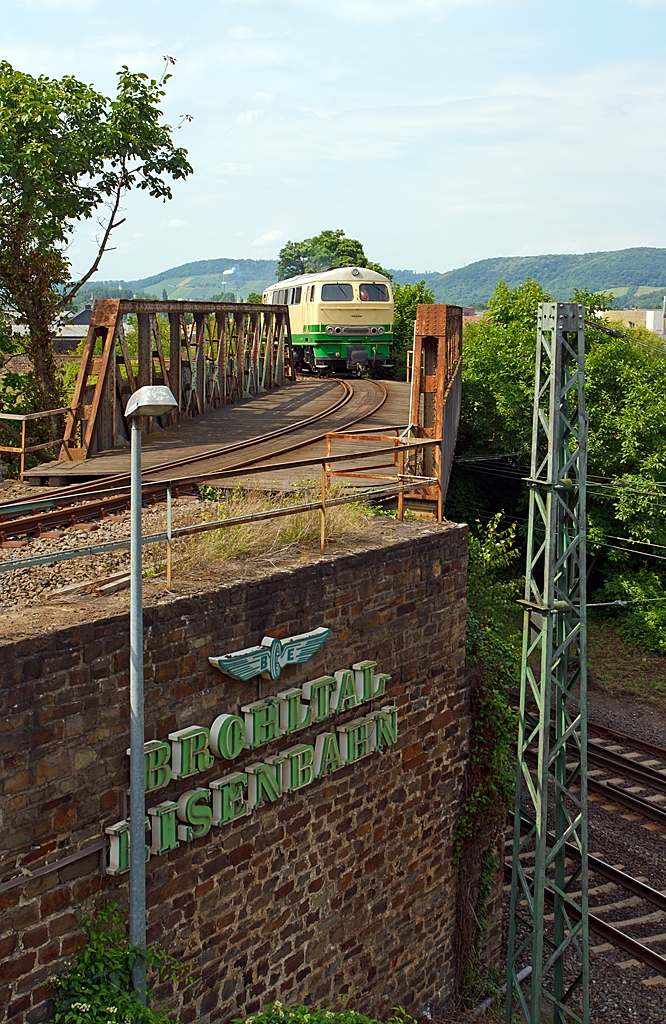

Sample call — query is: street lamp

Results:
[124,385,177,1002]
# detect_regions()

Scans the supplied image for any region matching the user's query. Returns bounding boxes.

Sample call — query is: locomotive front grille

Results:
[324,325,384,336]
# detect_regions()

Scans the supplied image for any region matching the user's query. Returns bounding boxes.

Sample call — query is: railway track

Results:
[507,830,666,980]
[0,378,389,544]
[513,720,666,990]
[511,691,666,828]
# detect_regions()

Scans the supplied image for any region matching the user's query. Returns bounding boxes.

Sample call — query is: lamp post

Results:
[124,386,177,1002]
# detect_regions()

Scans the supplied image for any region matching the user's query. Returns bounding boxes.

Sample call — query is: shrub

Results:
[53,901,189,1024]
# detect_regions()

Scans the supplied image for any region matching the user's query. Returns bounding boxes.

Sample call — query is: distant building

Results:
[7,307,91,352]
[69,303,93,326]
[600,306,665,335]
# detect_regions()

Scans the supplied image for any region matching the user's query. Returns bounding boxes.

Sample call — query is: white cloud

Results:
[252,230,283,246]
[231,25,257,39]
[237,109,262,124]
[291,0,499,17]
[300,105,334,120]
[19,0,98,8]
[169,218,186,228]
[254,91,275,102]
[215,162,253,175]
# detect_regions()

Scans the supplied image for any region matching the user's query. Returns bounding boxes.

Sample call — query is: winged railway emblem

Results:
[209,626,330,682]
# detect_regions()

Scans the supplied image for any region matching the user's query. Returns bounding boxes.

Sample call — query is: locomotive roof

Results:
[268,266,391,290]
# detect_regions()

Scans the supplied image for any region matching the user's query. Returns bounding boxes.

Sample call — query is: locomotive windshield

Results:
[322,283,353,301]
[359,283,389,302]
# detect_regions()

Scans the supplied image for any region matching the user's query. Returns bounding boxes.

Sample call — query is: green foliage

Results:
[53,901,190,1024]
[276,230,389,280]
[391,280,435,380]
[455,273,666,658]
[246,292,263,304]
[594,569,666,653]
[123,314,171,359]
[210,291,237,302]
[66,286,156,311]
[455,514,521,863]
[457,278,552,460]
[0,308,18,360]
[0,59,192,410]
[486,276,551,331]
[569,286,615,318]
[451,515,520,1005]
[235,1001,417,1024]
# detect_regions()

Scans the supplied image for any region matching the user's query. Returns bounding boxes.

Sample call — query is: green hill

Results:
[86,247,666,309]
[389,247,666,307]
[88,258,279,304]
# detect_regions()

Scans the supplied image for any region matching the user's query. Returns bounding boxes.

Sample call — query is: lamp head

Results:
[125,385,177,419]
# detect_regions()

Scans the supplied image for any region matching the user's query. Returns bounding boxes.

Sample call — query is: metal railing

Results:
[0,437,445,584]
[0,407,75,476]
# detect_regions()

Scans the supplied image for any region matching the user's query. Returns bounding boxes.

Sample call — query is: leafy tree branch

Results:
[0,60,193,412]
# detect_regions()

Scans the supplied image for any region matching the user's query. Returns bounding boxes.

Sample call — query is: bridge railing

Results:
[59,299,295,462]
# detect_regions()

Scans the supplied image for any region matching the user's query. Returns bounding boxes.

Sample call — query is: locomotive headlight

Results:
[326,326,335,335]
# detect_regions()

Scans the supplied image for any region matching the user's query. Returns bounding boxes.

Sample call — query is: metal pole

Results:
[505,302,588,1024]
[166,482,172,592]
[320,462,327,554]
[129,416,146,1003]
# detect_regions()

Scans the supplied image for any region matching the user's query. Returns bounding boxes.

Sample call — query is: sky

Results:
[4,0,666,281]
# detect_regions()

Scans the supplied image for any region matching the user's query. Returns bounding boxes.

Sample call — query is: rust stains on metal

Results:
[59,299,296,462]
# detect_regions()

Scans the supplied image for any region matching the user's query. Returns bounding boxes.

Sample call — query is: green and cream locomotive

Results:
[263,266,393,374]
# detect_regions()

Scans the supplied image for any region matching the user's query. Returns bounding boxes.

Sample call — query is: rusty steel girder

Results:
[59,299,295,461]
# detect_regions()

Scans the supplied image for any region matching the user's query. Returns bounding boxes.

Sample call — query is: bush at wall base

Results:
[235,1002,418,1024]
[53,901,190,1024]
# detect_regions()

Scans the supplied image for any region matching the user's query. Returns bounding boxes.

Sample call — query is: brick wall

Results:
[0,523,469,1023]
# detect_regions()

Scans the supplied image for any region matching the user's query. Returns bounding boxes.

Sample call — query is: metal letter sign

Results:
[106,626,396,876]
[209,627,330,681]
[505,303,589,1024]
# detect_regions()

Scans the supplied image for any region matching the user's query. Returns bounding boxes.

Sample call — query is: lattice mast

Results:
[505,303,589,1024]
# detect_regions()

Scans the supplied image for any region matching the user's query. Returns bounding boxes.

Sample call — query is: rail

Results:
[0,437,444,585]
[0,407,75,476]
[58,298,295,461]
[0,379,390,540]
[511,818,666,978]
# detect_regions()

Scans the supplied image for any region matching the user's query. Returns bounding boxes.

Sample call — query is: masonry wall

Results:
[0,524,469,1024]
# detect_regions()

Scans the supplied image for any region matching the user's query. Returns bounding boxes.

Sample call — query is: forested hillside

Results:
[86,247,666,308]
[87,258,279,304]
[390,246,666,307]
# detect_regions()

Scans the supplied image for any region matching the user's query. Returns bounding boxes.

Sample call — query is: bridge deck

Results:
[24,379,411,490]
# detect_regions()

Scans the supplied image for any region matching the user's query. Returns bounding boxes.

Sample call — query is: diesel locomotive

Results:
[263,265,394,374]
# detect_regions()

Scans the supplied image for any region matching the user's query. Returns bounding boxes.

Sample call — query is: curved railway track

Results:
[0,378,389,544]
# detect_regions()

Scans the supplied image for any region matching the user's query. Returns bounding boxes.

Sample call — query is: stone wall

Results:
[0,523,469,1024]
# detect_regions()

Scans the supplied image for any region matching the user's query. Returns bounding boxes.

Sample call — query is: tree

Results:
[448,276,666,652]
[276,229,389,280]
[0,59,192,412]
[391,280,435,380]
[246,292,263,304]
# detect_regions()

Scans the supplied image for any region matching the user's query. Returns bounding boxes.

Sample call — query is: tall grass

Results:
[179,488,374,567]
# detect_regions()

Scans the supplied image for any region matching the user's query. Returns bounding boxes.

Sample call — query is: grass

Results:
[175,487,379,569]
[588,617,666,707]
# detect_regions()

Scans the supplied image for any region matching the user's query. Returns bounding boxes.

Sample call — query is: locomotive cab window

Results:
[359,283,389,302]
[322,283,353,301]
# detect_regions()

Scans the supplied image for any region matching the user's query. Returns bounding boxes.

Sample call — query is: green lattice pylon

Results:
[505,302,589,1024]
